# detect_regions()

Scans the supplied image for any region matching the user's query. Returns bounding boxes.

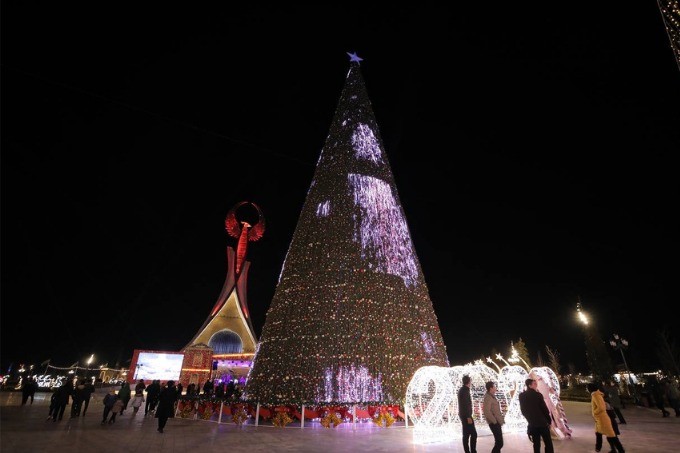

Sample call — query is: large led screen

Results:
[131,352,184,381]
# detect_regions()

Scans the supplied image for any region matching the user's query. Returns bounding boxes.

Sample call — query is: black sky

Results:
[2,4,679,374]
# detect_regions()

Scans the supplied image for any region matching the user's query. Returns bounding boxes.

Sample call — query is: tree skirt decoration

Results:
[197,401,215,420]
[231,405,249,425]
[178,400,196,419]
[272,411,293,427]
[320,412,342,428]
[372,410,395,427]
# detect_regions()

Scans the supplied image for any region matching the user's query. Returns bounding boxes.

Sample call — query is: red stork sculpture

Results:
[225,201,266,276]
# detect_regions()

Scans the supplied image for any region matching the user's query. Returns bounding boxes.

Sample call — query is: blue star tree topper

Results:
[347,51,363,63]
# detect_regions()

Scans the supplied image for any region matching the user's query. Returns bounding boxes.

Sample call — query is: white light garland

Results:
[406,364,539,444]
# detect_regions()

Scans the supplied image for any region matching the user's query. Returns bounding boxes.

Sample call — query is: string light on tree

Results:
[657,0,680,71]
[245,53,448,406]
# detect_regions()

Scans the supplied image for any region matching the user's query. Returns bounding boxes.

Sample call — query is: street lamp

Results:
[86,354,94,381]
[609,334,638,404]
[576,301,589,325]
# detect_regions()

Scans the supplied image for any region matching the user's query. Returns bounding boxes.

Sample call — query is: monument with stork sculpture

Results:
[128,201,265,390]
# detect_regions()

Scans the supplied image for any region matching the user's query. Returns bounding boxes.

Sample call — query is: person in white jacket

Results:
[483,381,505,453]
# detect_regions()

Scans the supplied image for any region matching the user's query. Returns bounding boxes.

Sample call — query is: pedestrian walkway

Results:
[1,389,677,452]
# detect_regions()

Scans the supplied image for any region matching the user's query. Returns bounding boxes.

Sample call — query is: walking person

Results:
[21,377,37,405]
[81,380,95,416]
[47,389,58,420]
[117,382,131,415]
[587,383,625,452]
[101,389,118,424]
[135,379,146,394]
[601,384,621,439]
[51,381,73,421]
[605,381,627,424]
[457,375,477,453]
[131,391,145,414]
[519,378,554,453]
[145,379,161,415]
[109,396,124,423]
[156,380,178,433]
[665,378,680,417]
[70,379,86,417]
[649,375,670,417]
[483,381,504,453]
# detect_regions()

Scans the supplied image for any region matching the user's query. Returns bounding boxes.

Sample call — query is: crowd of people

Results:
[35,377,244,433]
[16,373,680,443]
[452,374,680,452]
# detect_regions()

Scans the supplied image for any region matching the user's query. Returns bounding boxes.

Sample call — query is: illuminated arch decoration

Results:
[405,366,455,444]
[497,365,529,432]
[529,366,572,438]
[463,363,513,437]
[406,364,530,444]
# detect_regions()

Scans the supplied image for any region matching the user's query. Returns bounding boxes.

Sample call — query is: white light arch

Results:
[405,339,573,446]
[497,365,529,432]
[405,366,455,443]
[529,367,572,438]
[406,364,556,444]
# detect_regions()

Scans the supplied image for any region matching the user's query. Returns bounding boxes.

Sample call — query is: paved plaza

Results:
[1,389,677,452]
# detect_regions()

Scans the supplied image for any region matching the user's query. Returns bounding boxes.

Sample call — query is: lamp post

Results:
[609,334,638,405]
[576,300,613,383]
[86,354,94,381]
[576,301,588,326]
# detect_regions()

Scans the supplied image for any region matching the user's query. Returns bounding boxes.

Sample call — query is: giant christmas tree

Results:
[245,54,449,406]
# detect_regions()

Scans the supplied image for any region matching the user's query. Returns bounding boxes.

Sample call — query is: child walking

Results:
[131,391,145,414]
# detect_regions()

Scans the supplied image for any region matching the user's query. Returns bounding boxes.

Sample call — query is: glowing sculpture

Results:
[405,366,455,444]
[529,367,572,438]
[405,364,529,444]
[497,365,529,432]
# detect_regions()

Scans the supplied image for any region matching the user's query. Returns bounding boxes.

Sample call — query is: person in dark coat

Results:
[81,380,95,416]
[665,378,680,417]
[649,376,671,417]
[101,388,118,424]
[135,379,146,395]
[21,377,37,405]
[71,379,86,417]
[145,379,161,415]
[605,381,626,424]
[47,389,58,420]
[457,375,477,453]
[519,378,554,453]
[156,380,178,433]
[52,381,73,421]
[203,379,214,397]
[117,382,131,415]
[214,380,224,398]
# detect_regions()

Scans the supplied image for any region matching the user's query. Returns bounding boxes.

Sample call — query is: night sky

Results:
[2,4,678,375]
